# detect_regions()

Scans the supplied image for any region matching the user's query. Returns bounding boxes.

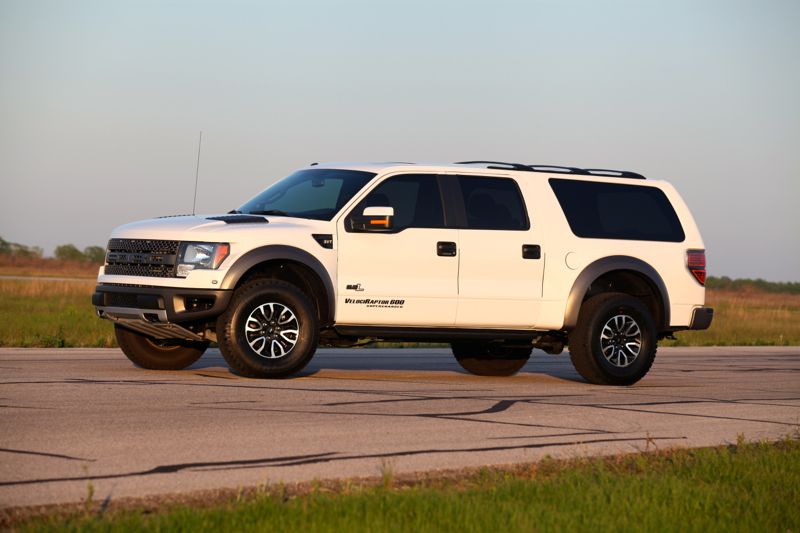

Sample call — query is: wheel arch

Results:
[220,246,335,326]
[563,256,670,331]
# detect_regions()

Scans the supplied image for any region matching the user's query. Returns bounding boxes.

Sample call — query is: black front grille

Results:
[105,239,180,278]
[108,239,180,255]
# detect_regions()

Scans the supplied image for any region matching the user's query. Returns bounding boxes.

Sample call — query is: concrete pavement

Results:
[1,346,798,508]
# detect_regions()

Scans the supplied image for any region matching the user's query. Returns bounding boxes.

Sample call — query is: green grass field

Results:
[16,438,800,532]
[0,280,114,347]
[1,279,800,348]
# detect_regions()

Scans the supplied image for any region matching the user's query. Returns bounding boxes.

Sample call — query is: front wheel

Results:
[115,325,208,370]
[216,279,319,378]
[568,293,657,385]
[452,341,532,376]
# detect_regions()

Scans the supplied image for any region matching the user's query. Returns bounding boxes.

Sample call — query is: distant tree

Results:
[83,246,106,263]
[0,237,10,255]
[706,276,800,294]
[8,242,43,258]
[54,244,86,262]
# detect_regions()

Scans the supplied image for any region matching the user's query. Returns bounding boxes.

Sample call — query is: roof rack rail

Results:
[455,160,533,171]
[525,164,591,175]
[454,161,646,180]
[582,168,646,180]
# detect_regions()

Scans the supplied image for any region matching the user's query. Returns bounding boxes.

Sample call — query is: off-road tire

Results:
[451,341,532,376]
[217,279,319,378]
[568,292,657,385]
[115,325,208,370]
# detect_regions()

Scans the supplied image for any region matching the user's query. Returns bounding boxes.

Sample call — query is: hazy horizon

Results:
[1,0,798,282]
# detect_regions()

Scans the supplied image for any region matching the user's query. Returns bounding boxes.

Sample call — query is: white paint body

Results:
[99,163,707,332]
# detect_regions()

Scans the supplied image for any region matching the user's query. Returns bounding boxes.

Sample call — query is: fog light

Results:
[177,264,195,277]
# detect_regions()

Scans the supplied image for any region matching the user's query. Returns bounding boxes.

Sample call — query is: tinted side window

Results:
[351,174,445,231]
[549,178,685,242]
[457,176,529,230]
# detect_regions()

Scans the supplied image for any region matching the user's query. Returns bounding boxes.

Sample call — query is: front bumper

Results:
[688,307,714,330]
[93,284,232,341]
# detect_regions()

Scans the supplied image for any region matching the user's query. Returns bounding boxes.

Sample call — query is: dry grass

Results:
[0,278,94,297]
[0,255,100,279]
[666,288,800,346]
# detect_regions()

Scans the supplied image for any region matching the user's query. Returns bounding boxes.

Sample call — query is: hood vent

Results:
[207,215,269,224]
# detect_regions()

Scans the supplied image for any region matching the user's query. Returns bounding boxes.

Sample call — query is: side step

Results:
[98,308,205,342]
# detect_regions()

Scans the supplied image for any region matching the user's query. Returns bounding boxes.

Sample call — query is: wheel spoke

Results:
[270,339,285,358]
[249,336,266,354]
[280,329,298,342]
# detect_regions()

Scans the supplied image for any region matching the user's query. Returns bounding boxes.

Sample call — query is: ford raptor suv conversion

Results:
[93,161,713,385]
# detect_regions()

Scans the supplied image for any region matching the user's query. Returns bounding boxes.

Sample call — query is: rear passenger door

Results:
[450,174,543,328]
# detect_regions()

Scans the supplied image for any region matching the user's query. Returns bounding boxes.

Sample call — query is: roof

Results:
[304,161,648,180]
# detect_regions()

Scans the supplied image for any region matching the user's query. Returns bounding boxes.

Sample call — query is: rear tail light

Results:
[687,249,706,286]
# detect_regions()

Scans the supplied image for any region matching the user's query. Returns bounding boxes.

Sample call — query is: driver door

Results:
[335,174,459,326]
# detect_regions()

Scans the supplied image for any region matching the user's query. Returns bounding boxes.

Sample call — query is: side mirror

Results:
[351,206,394,231]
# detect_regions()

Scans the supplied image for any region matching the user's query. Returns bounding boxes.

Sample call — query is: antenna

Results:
[192,131,203,215]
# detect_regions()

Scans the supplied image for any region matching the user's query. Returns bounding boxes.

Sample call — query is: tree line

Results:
[0,236,105,263]
[706,276,800,294]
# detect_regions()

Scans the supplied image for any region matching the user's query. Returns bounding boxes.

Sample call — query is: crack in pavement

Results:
[0,452,339,488]
[0,437,687,487]
[195,436,689,472]
[0,448,95,462]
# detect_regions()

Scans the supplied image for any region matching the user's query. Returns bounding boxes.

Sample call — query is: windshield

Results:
[238,169,376,221]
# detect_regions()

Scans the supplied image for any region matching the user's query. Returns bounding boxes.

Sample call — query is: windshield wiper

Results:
[248,209,291,217]
[227,209,241,214]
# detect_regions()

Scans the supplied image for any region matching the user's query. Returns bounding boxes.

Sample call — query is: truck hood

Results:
[110,214,332,242]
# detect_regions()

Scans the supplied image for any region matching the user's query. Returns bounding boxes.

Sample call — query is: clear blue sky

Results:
[1,0,798,281]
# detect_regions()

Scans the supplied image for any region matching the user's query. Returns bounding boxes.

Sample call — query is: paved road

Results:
[1,347,799,508]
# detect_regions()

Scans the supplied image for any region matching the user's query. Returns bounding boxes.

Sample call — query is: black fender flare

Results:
[220,245,335,323]
[563,256,670,330]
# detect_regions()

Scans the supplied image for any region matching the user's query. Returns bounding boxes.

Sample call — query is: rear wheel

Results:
[115,325,208,370]
[216,279,319,378]
[568,292,657,385]
[451,341,532,376]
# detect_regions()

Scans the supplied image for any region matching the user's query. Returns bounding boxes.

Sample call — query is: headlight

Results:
[177,242,230,277]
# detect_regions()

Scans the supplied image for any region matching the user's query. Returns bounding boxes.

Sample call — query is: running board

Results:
[334,326,537,343]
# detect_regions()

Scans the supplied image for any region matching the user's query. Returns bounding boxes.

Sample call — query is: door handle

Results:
[437,241,457,257]
[522,244,541,259]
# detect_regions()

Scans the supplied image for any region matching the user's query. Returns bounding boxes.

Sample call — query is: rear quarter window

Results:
[549,178,685,242]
